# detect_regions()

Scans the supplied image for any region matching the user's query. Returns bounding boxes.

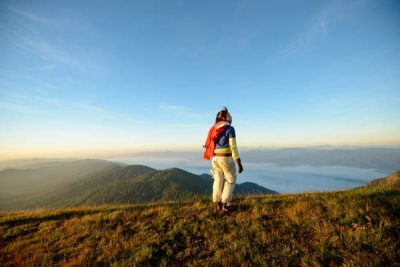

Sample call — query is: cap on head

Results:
[220,106,228,112]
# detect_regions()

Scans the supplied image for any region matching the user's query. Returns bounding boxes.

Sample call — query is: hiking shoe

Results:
[221,203,230,213]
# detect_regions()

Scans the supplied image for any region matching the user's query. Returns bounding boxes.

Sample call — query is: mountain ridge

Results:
[0,160,276,210]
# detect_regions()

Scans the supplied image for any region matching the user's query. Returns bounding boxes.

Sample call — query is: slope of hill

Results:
[0,160,275,210]
[0,176,399,266]
[0,159,123,209]
[363,171,400,189]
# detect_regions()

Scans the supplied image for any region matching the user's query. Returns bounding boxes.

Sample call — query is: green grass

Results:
[1,187,399,266]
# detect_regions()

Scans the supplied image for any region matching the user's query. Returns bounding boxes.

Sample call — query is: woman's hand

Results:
[235,158,243,173]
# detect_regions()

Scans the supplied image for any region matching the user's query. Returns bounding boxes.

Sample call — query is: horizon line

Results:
[1,144,400,162]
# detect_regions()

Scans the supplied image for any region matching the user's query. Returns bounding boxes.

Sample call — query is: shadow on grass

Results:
[231,203,252,213]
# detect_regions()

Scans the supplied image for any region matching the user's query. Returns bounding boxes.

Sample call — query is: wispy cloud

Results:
[281,0,369,57]
[2,92,118,120]
[7,6,56,27]
[7,5,90,32]
[8,93,27,99]
[214,32,256,53]
[5,6,102,75]
[16,37,87,72]
[74,103,105,114]
[0,102,32,113]
[37,64,56,71]
[281,12,331,57]
[160,104,204,119]
[35,96,61,105]
[10,32,106,76]
[160,105,184,113]
[73,102,117,120]
[319,95,398,114]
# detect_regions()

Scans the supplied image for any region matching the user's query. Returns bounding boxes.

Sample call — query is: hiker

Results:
[203,107,243,213]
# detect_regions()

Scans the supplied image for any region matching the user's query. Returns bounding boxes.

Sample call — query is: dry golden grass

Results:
[1,187,399,266]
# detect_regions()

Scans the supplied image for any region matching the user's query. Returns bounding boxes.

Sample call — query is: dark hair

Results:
[215,107,229,123]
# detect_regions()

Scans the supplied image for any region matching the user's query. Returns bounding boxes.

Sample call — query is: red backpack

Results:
[203,121,230,160]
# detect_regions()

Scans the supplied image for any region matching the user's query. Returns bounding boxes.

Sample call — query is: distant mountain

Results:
[235,182,277,195]
[118,147,400,171]
[240,147,400,171]
[0,160,275,210]
[199,174,277,195]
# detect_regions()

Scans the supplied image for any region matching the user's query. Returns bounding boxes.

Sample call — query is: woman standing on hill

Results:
[204,107,243,213]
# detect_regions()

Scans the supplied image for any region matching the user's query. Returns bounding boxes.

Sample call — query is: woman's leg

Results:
[220,157,237,204]
[212,157,225,203]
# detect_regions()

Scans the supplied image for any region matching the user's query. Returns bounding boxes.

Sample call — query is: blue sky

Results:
[0,0,399,159]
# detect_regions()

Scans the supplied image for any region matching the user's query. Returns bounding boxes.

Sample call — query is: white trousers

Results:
[211,156,237,204]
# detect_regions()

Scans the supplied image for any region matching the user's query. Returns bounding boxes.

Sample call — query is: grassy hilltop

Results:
[1,172,399,266]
